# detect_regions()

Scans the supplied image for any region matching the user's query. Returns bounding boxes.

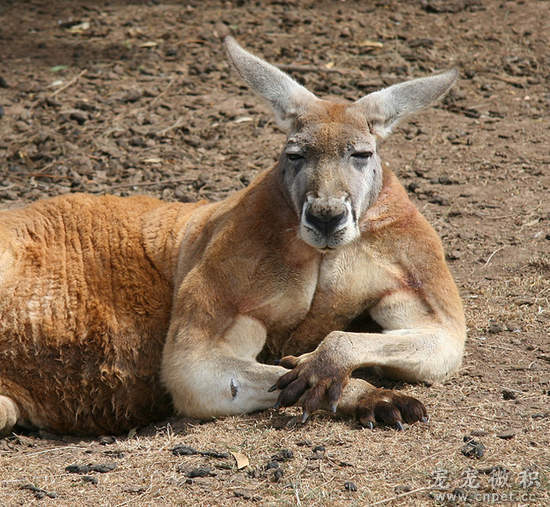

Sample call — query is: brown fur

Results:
[0,39,465,435]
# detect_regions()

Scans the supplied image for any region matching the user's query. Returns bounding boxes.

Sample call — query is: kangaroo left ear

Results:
[353,69,458,138]
[225,36,317,131]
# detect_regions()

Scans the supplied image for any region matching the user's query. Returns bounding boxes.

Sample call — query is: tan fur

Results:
[0,40,465,435]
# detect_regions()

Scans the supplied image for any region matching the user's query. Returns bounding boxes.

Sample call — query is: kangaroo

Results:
[0,37,465,436]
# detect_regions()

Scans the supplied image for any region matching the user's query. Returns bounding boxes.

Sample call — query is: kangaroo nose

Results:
[305,208,347,235]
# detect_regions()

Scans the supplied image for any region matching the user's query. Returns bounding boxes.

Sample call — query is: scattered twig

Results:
[50,69,88,99]
[482,246,505,267]
[155,116,186,136]
[30,69,88,109]
[149,77,177,108]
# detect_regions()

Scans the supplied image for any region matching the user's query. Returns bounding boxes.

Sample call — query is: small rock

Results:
[0,76,7,88]
[488,322,503,334]
[81,476,98,485]
[271,449,293,462]
[344,481,358,492]
[461,438,485,459]
[199,450,230,459]
[265,461,280,470]
[502,389,517,400]
[0,105,4,119]
[186,467,215,478]
[429,195,450,206]
[69,110,88,125]
[446,250,462,261]
[129,136,146,147]
[394,485,411,494]
[0,190,19,201]
[174,186,194,202]
[270,468,284,482]
[19,484,57,500]
[99,436,116,445]
[172,445,198,456]
[122,89,143,103]
[408,38,434,48]
[496,431,515,440]
[233,488,260,501]
[312,445,325,453]
[66,464,90,474]
[90,463,116,473]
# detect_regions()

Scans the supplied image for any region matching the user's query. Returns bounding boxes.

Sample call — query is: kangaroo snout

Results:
[300,195,356,249]
[304,205,348,236]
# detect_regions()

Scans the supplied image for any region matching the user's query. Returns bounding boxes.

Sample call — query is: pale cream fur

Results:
[0,39,465,435]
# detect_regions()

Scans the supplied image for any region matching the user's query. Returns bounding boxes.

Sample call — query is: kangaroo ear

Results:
[353,70,458,138]
[225,36,317,130]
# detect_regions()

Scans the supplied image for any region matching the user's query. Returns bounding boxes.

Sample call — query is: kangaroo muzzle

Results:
[299,195,357,250]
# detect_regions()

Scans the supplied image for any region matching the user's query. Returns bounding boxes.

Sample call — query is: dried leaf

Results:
[231,451,249,470]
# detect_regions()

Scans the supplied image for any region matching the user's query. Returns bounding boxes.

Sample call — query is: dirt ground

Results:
[0,0,549,505]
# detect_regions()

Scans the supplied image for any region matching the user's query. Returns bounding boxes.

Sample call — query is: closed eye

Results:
[287,153,304,161]
[351,151,373,160]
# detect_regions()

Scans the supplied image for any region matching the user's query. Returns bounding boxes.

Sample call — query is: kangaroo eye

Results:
[287,153,304,162]
[351,151,373,160]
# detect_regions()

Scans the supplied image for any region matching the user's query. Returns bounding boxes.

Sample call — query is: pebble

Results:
[461,438,485,459]
[271,449,293,462]
[20,484,56,499]
[69,110,88,125]
[0,76,7,88]
[99,436,116,445]
[186,467,215,478]
[270,468,284,482]
[344,481,358,492]
[502,389,517,400]
[122,89,143,103]
[81,476,98,485]
[172,445,198,456]
[488,322,503,334]
[233,488,261,501]
[65,463,117,474]
[496,431,515,440]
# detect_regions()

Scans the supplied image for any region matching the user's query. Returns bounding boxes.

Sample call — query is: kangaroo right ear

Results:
[225,36,317,130]
[353,69,458,138]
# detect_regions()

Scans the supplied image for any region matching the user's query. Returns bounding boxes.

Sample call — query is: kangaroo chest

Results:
[261,242,400,358]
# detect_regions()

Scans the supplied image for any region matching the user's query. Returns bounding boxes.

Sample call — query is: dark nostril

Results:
[305,208,347,234]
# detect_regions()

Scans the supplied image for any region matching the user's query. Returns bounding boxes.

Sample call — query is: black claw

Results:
[329,401,338,414]
[395,421,404,431]
[274,400,281,409]
[421,416,430,423]
[268,384,278,392]
[301,411,310,423]
[365,421,374,430]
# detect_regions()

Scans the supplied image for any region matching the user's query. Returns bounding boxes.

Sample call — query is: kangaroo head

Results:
[225,37,457,251]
